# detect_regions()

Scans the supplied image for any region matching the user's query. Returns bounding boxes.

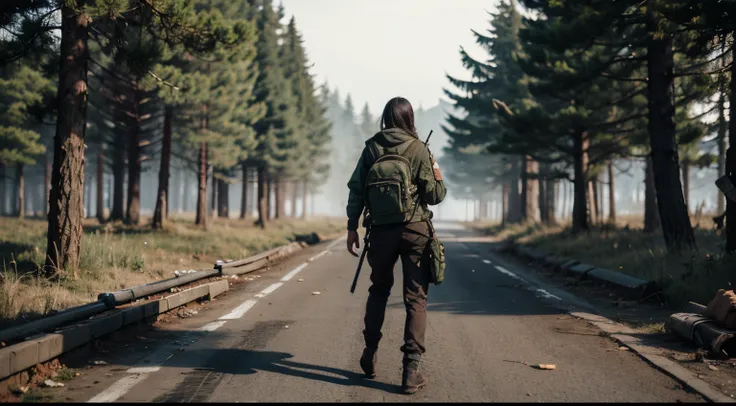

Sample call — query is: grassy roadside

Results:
[474,214,734,308]
[0,215,345,325]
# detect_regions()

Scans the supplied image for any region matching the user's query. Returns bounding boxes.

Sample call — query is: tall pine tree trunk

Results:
[538,171,547,224]
[240,163,248,219]
[44,152,51,215]
[217,179,229,219]
[45,1,89,275]
[646,11,695,250]
[195,103,208,228]
[717,74,728,215]
[502,182,509,226]
[195,141,208,229]
[523,157,539,222]
[591,177,600,226]
[0,163,5,216]
[727,147,736,252]
[546,178,557,226]
[507,157,522,223]
[561,180,568,220]
[266,176,273,220]
[572,131,590,233]
[96,143,105,223]
[111,135,126,221]
[153,105,173,230]
[257,166,267,229]
[211,171,218,218]
[644,157,661,232]
[16,163,24,218]
[608,161,616,224]
[301,181,308,220]
[682,161,690,215]
[727,44,736,251]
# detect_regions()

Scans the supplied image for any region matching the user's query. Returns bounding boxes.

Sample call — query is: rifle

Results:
[350,130,433,294]
[350,212,370,294]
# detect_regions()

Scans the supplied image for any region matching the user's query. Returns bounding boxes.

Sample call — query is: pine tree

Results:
[280,17,331,219]
[0,64,52,218]
[360,103,374,137]
[251,0,300,228]
[1,0,251,274]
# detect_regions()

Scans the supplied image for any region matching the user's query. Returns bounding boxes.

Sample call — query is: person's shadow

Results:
[164,347,401,395]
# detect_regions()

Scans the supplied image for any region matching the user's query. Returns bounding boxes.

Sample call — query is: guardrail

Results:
[0,239,316,382]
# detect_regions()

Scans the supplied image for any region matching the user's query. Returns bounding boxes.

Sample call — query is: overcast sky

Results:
[278,0,497,116]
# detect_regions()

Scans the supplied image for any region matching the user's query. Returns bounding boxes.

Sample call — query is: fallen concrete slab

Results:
[587,268,655,298]
[566,263,596,278]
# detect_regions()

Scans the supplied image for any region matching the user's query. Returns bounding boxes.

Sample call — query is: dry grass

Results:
[481,213,733,307]
[0,215,345,324]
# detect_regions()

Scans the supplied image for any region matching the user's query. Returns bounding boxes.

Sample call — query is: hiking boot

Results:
[401,354,427,394]
[360,347,377,378]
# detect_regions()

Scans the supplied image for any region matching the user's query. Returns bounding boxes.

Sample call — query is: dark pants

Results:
[364,221,430,356]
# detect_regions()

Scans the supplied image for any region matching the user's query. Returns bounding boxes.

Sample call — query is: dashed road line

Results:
[87,374,149,403]
[309,250,329,262]
[536,289,562,301]
[200,320,227,332]
[87,250,324,403]
[219,299,258,320]
[495,265,525,281]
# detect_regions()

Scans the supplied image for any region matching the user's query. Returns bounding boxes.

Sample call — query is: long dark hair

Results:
[380,97,416,135]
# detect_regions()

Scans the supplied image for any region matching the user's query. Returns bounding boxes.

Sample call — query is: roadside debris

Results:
[92,360,108,365]
[43,379,64,388]
[10,386,29,395]
[666,291,736,356]
[504,360,556,370]
[532,364,556,370]
[178,309,198,318]
[311,291,321,295]
[709,364,720,371]
[618,346,629,351]
[298,278,305,282]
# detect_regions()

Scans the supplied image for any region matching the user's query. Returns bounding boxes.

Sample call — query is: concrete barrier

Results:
[0,280,229,381]
[588,268,655,298]
[565,263,596,278]
[559,259,580,273]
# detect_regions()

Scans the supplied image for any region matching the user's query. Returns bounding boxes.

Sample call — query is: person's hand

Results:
[347,230,360,257]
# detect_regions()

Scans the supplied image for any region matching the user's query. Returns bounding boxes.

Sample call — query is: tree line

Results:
[0,0,331,276]
[443,0,733,252]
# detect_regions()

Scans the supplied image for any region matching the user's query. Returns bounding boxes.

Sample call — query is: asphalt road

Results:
[63,223,703,403]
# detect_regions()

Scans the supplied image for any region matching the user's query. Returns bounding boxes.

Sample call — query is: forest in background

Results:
[442,0,734,251]
[1,0,337,276]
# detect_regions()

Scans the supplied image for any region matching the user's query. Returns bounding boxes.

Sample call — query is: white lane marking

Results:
[219,299,258,320]
[87,373,149,403]
[483,259,492,265]
[536,289,562,300]
[200,320,227,332]
[309,250,329,262]
[260,282,282,295]
[126,366,161,374]
[495,266,524,281]
[282,263,308,280]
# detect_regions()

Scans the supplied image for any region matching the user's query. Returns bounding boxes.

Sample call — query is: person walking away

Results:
[345,96,447,394]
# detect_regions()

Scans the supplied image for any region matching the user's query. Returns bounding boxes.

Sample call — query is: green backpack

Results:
[364,139,419,226]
